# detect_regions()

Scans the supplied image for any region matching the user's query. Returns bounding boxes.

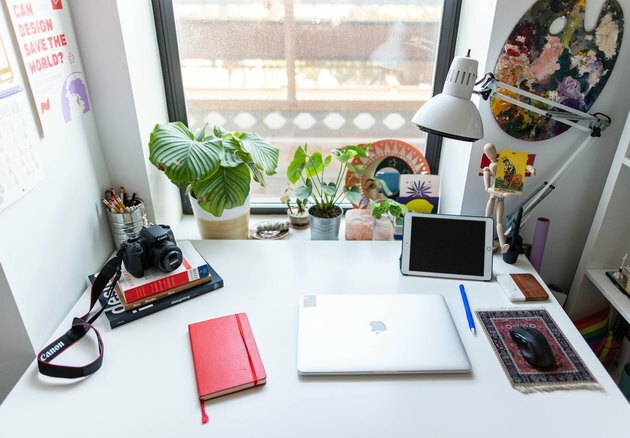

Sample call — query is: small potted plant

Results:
[369,199,409,240]
[280,190,310,229]
[149,122,279,239]
[287,143,368,240]
[345,198,409,240]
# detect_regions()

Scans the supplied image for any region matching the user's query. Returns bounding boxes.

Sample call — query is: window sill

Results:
[169,213,348,241]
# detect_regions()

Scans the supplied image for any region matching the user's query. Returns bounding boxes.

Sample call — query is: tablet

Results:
[401,213,494,281]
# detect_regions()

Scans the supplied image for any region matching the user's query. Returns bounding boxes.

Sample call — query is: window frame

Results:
[151,0,462,215]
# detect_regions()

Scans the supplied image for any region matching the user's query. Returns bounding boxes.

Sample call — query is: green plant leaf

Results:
[344,144,369,157]
[221,136,246,167]
[287,145,307,184]
[214,125,229,138]
[321,182,337,196]
[149,122,222,185]
[346,163,366,175]
[305,152,324,177]
[295,179,312,199]
[332,148,357,163]
[194,124,209,141]
[246,161,266,186]
[237,132,279,175]
[389,202,408,218]
[191,164,251,216]
[369,199,409,219]
[323,155,332,168]
[344,185,363,205]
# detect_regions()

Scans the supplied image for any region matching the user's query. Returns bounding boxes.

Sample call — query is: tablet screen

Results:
[402,213,493,280]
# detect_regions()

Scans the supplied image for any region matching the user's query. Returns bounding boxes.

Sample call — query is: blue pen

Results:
[459,284,476,335]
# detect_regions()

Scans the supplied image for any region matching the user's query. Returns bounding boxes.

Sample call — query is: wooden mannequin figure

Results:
[482,143,535,253]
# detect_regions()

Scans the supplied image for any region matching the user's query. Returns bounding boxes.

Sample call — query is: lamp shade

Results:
[412,55,484,141]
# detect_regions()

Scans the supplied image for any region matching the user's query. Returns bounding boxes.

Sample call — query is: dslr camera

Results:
[122,224,183,278]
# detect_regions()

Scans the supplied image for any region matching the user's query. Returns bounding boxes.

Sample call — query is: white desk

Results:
[1,241,629,437]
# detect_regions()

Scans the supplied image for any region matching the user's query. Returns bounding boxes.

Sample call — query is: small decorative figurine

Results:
[613,253,628,281]
[483,143,535,253]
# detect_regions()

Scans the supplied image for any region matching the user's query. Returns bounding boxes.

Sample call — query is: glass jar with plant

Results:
[369,198,409,223]
[287,143,369,239]
[369,198,409,239]
[148,122,279,239]
[346,198,409,240]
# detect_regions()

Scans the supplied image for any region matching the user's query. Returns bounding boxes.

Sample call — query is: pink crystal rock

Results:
[345,209,373,240]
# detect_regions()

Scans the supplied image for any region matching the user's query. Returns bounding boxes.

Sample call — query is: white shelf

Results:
[623,157,630,168]
[586,268,630,322]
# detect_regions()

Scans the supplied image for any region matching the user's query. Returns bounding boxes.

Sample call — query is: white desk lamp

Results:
[412,52,611,233]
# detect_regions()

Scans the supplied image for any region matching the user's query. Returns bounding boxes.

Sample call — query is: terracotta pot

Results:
[189,194,250,239]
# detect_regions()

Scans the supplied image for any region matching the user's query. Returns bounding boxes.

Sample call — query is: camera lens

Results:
[151,242,183,273]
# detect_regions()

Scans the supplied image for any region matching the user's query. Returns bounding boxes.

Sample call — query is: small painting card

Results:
[397,174,439,214]
[494,149,528,195]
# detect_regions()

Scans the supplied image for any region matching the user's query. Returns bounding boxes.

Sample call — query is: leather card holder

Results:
[510,273,549,301]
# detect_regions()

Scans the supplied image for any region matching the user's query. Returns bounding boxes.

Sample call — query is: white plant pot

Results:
[189,194,250,240]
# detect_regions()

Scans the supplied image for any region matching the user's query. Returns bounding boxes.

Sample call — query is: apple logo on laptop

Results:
[370,321,387,334]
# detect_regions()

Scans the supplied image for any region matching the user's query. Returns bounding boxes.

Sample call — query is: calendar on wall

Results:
[0,89,44,213]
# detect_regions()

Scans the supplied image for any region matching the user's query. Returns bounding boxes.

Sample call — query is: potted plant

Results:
[287,143,368,240]
[345,199,409,240]
[280,190,310,229]
[148,122,279,239]
[369,199,409,240]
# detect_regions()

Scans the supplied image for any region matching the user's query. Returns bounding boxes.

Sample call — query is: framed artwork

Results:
[492,0,624,141]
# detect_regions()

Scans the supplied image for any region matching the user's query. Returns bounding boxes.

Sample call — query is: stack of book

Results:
[92,241,223,328]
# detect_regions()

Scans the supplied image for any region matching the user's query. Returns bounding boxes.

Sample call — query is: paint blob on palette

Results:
[492,0,624,141]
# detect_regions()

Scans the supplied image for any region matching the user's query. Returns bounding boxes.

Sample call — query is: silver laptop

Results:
[297,294,471,375]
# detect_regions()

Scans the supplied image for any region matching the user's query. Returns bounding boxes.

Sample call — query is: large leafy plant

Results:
[149,123,279,216]
[287,144,368,218]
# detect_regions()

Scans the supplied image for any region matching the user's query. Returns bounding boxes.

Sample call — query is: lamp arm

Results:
[475,76,611,136]
[504,135,596,234]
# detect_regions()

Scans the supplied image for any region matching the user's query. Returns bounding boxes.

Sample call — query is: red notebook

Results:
[188,313,266,422]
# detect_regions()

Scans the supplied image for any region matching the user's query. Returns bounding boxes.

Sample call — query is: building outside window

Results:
[156,0,458,211]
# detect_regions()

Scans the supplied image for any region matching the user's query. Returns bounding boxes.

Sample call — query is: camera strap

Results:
[37,246,125,379]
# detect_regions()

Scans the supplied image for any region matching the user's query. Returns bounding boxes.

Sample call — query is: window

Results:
[153,0,461,212]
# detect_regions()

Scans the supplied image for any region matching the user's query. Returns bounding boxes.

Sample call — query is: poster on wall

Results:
[6,0,91,137]
[0,35,43,213]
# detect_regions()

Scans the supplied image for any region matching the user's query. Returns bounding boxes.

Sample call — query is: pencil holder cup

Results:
[106,203,148,249]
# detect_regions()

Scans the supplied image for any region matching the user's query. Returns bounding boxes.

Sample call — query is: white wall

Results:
[70,0,181,227]
[0,0,176,402]
[452,0,630,293]
[0,0,114,400]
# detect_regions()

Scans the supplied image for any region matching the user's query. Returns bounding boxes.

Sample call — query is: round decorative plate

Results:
[248,221,290,240]
[345,139,430,205]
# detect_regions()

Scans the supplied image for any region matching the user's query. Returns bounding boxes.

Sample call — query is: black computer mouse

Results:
[509,326,555,368]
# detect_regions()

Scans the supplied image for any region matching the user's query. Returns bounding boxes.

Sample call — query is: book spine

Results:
[121,276,212,311]
[123,263,209,303]
[102,277,224,329]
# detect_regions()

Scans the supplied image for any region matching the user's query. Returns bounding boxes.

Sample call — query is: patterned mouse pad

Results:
[476,309,600,393]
